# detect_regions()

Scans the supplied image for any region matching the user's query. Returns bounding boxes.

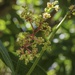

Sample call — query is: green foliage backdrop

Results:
[0,0,75,75]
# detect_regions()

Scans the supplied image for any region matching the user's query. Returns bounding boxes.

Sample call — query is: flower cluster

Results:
[16,31,49,65]
[69,5,75,16]
[43,1,59,19]
[21,6,34,22]
[16,1,59,65]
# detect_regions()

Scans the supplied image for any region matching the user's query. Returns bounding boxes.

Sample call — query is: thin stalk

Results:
[26,12,68,75]
[47,12,68,40]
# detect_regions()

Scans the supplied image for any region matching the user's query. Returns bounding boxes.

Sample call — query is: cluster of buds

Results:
[21,6,34,22]
[43,13,51,19]
[16,31,51,65]
[16,1,59,65]
[69,5,75,16]
[43,1,59,19]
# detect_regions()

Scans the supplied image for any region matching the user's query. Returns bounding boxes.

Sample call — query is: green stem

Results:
[47,12,68,40]
[26,13,68,75]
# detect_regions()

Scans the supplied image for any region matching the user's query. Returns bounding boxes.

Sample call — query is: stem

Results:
[34,22,42,34]
[30,22,35,33]
[26,13,68,75]
[47,12,68,40]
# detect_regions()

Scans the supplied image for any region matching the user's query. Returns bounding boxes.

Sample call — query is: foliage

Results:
[0,0,75,75]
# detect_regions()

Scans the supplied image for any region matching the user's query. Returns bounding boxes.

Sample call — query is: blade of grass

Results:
[0,40,15,75]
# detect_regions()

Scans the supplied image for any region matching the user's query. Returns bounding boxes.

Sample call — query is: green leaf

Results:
[9,52,47,75]
[0,40,15,75]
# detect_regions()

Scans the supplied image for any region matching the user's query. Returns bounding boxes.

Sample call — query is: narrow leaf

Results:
[0,40,15,75]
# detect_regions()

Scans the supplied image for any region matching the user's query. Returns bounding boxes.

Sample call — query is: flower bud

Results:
[43,13,51,19]
[54,5,59,11]
[47,2,53,8]
[52,1,58,5]
[69,5,75,10]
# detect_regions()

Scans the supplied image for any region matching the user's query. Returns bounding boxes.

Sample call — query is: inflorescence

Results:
[69,5,75,16]
[16,1,59,65]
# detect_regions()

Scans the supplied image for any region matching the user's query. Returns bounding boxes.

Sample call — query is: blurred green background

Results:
[0,0,75,75]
